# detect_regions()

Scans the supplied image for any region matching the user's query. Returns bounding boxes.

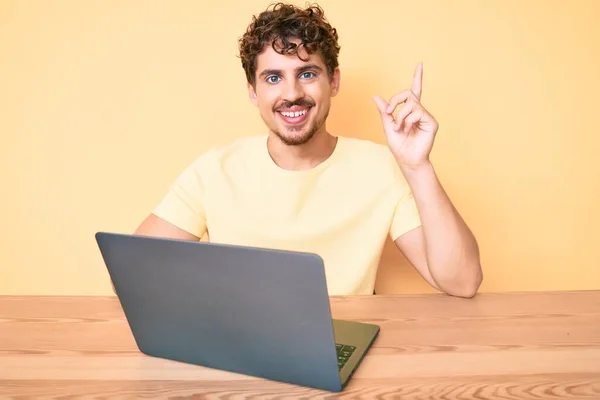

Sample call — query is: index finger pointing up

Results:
[412,62,423,100]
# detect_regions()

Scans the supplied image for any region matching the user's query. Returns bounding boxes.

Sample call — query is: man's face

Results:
[248,39,340,146]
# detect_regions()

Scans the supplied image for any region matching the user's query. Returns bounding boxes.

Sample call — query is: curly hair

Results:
[238,2,340,86]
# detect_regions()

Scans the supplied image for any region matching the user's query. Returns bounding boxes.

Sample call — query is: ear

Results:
[247,82,258,106]
[330,67,341,97]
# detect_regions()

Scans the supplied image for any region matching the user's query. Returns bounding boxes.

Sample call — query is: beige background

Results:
[1,0,599,295]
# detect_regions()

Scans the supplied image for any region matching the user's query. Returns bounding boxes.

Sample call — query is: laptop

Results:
[95,232,379,392]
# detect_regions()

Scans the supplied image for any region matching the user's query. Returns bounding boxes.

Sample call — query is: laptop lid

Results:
[95,232,344,392]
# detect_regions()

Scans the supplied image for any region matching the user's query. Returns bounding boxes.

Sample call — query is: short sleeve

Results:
[152,155,208,238]
[389,159,422,241]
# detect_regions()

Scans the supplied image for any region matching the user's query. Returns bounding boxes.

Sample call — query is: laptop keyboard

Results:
[335,344,356,370]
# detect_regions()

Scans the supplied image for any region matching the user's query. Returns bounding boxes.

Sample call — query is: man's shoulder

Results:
[340,136,389,152]
[334,136,403,186]
[206,135,266,156]
[189,135,266,168]
[338,136,396,165]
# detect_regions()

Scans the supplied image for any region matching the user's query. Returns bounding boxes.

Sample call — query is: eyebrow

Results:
[258,64,324,79]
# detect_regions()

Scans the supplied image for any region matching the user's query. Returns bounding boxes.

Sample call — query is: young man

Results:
[134,3,483,297]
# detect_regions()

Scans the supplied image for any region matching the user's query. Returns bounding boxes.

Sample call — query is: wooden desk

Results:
[1,291,599,399]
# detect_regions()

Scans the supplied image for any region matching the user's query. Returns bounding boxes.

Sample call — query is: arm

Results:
[374,63,482,298]
[394,162,482,297]
[134,213,200,241]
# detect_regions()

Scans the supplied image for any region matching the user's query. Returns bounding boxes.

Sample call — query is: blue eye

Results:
[266,76,281,83]
[300,72,315,79]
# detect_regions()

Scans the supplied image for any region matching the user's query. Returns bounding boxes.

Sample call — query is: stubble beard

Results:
[272,105,330,146]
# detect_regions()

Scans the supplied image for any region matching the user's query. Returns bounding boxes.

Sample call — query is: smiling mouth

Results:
[277,107,311,125]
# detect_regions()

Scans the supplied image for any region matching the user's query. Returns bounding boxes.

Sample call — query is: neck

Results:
[267,130,338,171]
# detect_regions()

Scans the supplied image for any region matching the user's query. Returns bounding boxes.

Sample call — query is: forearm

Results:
[400,160,483,297]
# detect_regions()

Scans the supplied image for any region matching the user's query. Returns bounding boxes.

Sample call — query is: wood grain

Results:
[1,291,599,399]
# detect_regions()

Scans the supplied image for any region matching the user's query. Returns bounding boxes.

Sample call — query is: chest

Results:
[202,171,395,247]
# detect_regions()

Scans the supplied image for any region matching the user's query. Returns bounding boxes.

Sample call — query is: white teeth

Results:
[281,109,307,118]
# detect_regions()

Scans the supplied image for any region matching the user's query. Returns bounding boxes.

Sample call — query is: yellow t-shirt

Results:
[152,135,421,295]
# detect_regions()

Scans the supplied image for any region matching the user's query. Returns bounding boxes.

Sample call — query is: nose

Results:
[282,79,304,102]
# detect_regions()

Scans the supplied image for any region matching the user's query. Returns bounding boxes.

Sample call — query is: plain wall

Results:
[2,0,599,295]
